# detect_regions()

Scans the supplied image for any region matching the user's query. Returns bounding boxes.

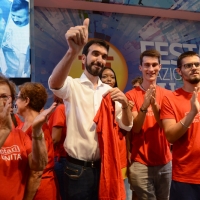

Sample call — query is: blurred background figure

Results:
[131,76,143,88]
[2,0,30,77]
[99,67,132,200]
[48,94,67,200]
[15,82,60,200]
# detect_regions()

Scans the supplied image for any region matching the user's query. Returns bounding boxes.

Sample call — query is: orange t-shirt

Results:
[126,86,172,166]
[19,123,60,200]
[48,104,67,158]
[0,129,32,199]
[94,94,126,200]
[160,88,200,184]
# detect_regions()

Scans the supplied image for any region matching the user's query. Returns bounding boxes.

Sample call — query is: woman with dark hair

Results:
[99,67,130,197]
[99,67,118,88]
[15,82,60,200]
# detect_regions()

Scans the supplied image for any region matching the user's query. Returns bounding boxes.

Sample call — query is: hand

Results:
[108,87,128,107]
[150,84,156,105]
[190,86,200,116]
[0,97,12,130]
[32,103,57,132]
[128,100,135,111]
[65,18,90,54]
[142,85,155,109]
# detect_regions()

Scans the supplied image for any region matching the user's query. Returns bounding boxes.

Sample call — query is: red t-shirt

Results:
[48,104,67,158]
[160,88,200,184]
[0,129,32,199]
[126,86,172,166]
[94,94,126,200]
[18,123,60,199]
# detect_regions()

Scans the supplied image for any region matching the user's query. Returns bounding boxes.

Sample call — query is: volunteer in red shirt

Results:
[48,95,67,200]
[126,49,172,199]
[0,75,51,199]
[161,51,200,200]
[16,82,60,200]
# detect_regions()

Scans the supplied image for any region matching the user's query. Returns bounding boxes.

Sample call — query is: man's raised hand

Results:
[65,18,90,54]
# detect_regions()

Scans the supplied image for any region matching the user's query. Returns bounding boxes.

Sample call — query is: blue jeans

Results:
[54,157,67,200]
[170,180,200,200]
[64,160,100,200]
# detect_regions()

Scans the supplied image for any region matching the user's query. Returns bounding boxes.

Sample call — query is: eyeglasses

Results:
[182,62,200,69]
[0,95,11,101]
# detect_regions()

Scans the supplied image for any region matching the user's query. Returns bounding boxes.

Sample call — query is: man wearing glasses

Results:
[126,49,172,199]
[161,51,200,200]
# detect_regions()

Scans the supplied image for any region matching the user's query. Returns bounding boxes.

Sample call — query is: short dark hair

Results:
[140,49,161,65]
[19,82,47,112]
[99,67,118,88]
[82,39,109,56]
[0,74,16,104]
[177,51,200,68]
[11,0,28,12]
[131,76,143,86]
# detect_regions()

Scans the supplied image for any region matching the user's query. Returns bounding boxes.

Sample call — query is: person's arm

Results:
[109,87,133,127]
[28,103,56,171]
[52,126,63,147]
[49,18,89,90]
[150,86,162,128]
[151,102,162,128]
[0,97,12,148]
[162,87,200,143]
[23,170,43,200]
[130,87,153,133]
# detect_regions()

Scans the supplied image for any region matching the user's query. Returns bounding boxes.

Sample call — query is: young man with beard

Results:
[48,18,133,200]
[126,49,172,200]
[160,51,200,200]
[2,0,29,77]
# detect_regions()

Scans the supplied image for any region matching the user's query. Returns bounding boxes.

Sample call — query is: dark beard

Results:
[85,61,103,76]
[188,77,200,84]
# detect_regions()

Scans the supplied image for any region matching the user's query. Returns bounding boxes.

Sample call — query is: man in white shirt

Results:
[49,18,133,200]
[2,0,29,77]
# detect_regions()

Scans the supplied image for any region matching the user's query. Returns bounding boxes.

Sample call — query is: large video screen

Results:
[0,0,30,78]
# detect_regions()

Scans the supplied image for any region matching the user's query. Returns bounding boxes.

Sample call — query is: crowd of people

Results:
[0,17,200,200]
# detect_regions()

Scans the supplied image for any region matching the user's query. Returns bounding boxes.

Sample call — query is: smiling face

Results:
[82,44,108,76]
[100,68,116,88]
[177,55,200,84]
[139,56,161,84]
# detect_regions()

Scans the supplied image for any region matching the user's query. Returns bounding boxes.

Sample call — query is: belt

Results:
[67,155,101,168]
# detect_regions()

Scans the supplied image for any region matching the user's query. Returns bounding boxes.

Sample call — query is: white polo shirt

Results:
[49,73,132,161]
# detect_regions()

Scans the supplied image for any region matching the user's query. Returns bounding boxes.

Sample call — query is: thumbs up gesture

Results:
[65,18,90,54]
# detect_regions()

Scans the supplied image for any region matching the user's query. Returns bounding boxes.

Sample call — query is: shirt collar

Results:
[80,73,104,87]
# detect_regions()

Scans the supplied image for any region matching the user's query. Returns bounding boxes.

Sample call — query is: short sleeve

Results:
[48,76,72,100]
[160,95,176,120]
[51,105,66,127]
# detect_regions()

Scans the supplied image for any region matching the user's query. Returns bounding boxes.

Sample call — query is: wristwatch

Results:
[140,107,147,113]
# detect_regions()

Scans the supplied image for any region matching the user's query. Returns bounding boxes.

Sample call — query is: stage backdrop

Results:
[32,6,200,106]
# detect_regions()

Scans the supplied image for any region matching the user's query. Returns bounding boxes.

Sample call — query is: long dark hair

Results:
[99,67,118,88]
